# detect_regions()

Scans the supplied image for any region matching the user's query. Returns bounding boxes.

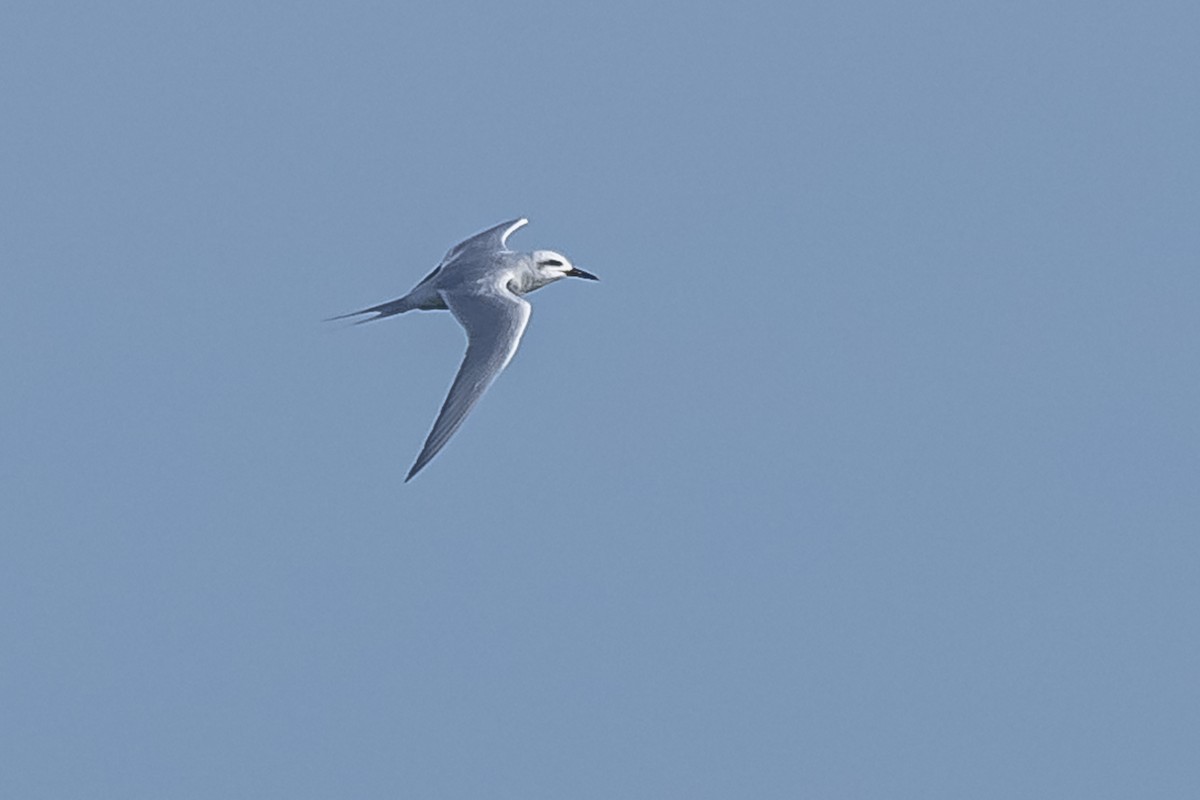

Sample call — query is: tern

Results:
[332,218,598,482]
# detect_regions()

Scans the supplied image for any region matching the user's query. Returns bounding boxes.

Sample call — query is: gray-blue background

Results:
[4,2,1197,797]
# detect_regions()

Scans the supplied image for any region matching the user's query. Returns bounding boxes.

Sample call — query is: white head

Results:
[531,249,599,284]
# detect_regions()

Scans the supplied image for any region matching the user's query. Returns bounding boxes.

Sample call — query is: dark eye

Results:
[540,259,563,267]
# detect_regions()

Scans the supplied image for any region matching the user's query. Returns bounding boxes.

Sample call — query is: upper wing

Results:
[405,285,532,482]
[438,218,528,266]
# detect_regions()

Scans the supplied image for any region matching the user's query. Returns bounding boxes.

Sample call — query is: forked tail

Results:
[326,296,414,325]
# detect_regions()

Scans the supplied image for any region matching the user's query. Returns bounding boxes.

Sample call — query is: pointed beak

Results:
[566,266,599,281]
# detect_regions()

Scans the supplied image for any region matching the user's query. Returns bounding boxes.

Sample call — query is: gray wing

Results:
[439,218,528,266]
[405,285,532,481]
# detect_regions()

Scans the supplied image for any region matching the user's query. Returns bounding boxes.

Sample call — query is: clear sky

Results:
[3,1,1198,797]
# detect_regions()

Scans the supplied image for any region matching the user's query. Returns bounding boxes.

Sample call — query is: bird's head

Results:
[531,250,599,283]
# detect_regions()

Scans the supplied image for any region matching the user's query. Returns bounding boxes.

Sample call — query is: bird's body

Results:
[332,218,597,481]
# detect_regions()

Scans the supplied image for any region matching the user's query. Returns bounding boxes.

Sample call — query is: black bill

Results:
[566,266,599,281]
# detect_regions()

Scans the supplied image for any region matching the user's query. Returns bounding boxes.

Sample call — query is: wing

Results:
[405,285,532,482]
[439,218,528,266]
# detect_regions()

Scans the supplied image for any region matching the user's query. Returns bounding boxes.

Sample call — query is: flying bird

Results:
[331,218,598,481]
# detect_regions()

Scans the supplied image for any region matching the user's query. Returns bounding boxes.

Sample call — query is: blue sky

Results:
[3,1,1198,797]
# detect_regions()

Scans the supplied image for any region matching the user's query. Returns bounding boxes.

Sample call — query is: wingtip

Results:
[501,217,529,245]
[404,460,424,483]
